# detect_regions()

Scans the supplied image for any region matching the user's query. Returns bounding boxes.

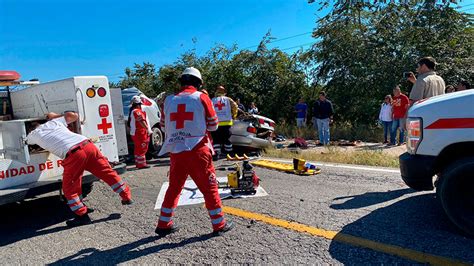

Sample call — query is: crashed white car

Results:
[230,113,275,150]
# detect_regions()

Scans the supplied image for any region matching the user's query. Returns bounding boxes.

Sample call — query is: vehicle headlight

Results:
[406,117,422,154]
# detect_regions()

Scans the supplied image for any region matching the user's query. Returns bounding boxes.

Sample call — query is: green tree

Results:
[306,0,473,125]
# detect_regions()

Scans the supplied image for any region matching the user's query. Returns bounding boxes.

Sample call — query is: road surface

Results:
[1,158,472,264]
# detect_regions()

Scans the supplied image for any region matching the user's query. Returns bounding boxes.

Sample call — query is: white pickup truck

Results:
[399,89,474,236]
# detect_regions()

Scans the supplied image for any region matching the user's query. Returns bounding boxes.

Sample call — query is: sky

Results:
[0,0,321,83]
[1,0,472,83]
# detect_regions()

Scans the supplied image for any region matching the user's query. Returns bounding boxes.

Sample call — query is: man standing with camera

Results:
[406,57,445,106]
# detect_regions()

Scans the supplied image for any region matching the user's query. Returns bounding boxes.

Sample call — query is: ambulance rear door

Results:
[0,120,30,164]
[74,76,119,162]
[110,88,128,156]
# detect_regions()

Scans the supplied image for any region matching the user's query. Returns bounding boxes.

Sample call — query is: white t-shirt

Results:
[378,103,393,122]
[26,117,87,159]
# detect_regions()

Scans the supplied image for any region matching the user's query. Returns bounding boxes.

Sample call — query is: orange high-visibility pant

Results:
[157,140,226,231]
[132,133,149,168]
[62,142,132,216]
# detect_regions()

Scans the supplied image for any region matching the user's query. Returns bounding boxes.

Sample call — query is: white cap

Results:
[181,67,202,81]
[131,95,142,104]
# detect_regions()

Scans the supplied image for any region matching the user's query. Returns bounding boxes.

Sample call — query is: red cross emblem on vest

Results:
[170,104,194,129]
[97,118,112,134]
[214,100,225,111]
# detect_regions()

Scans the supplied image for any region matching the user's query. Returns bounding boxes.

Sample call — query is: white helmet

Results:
[130,95,142,104]
[181,67,202,82]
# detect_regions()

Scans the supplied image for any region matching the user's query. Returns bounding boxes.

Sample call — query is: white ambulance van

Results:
[0,76,128,206]
[399,89,474,236]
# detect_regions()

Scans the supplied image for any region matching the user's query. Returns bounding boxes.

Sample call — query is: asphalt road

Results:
[1,158,473,264]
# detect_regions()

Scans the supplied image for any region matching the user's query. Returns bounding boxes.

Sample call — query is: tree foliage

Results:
[114,1,473,127]
[305,0,473,124]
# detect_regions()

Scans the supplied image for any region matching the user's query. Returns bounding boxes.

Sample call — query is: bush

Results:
[275,120,383,142]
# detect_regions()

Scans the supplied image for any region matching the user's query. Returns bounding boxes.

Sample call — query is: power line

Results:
[241,31,313,50]
[280,41,317,51]
[456,3,474,9]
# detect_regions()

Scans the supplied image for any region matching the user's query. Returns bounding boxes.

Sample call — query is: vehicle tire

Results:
[82,183,94,198]
[60,183,94,202]
[147,126,163,159]
[438,157,474,236]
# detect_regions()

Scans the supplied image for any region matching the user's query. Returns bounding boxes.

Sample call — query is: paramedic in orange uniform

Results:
[155,67,234,236]
[128,96,152,169]
[26,111,133,227]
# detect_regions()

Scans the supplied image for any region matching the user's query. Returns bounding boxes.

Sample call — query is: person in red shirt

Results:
[391,85,410,145]
[155,67,234,236]
[128,96,152,169]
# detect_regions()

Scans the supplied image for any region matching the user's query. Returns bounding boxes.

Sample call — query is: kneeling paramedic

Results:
[27,112,133,227]
[155,67,234,236]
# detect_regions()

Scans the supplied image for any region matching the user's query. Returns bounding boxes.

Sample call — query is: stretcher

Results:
[251,159,321,175]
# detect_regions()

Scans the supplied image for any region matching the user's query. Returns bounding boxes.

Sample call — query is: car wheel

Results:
[438,157,474,236]
[147,126,163,159]
[151,127,163,151]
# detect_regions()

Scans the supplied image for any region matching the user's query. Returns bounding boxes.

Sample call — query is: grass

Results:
[275,121,384,142]
[263,146,400,168]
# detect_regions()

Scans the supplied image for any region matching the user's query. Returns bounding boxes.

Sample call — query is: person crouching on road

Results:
[155,67,234,236]
[26,112,133,227]
[211,85,238,157]
[128,96,153,169]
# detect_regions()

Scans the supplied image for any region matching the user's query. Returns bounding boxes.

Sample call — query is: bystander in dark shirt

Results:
[313,100,334,119]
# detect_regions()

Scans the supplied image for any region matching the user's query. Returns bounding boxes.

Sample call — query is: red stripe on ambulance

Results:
[425,118,474,129]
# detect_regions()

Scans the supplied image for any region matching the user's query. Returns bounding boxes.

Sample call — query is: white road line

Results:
[264,158,400,173]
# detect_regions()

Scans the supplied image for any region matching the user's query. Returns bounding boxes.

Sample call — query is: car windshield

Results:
[121,88,140,118]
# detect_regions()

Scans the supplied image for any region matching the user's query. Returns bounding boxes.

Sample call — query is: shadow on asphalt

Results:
[330,188,415,209]
[49,233,214,265]
[329,193,474,264]
[0,195,121,247]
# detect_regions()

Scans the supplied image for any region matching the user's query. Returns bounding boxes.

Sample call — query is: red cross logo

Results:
[97,118,112,134]
[170,104,194,129]
[214,100,225,111]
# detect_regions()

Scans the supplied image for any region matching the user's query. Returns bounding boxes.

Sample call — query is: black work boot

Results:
[155,223,179,236]
[121,199,134,205]
[212,220,235,236]
[66,213,92,227]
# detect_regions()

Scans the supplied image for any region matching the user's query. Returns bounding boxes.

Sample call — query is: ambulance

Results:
[399,89,474,236]
[0,76,128,206]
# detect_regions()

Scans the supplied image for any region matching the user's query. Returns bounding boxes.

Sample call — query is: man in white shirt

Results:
[27,111,133,227]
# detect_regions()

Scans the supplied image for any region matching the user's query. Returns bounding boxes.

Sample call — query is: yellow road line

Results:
[222,206,471,266]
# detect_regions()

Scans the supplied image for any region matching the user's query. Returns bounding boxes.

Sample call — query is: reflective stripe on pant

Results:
[132,134,149,168]
[157,139,226,231]
[62,142,132,216]
[211,126,232,154]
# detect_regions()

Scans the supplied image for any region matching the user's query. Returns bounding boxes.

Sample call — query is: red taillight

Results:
[99,104,109,117]
[247,126,257,134]
[97,87,107,97]
[269,122,275,127]
[141,97,153,106]
[258,118,265,124]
